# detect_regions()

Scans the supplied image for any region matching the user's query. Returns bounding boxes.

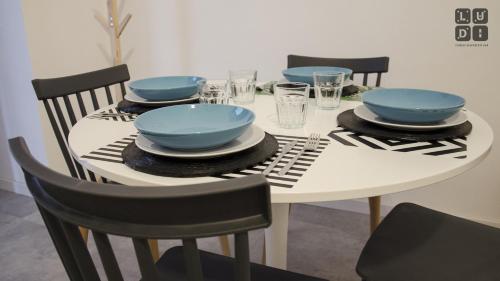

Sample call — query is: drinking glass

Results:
[229,69,257,104]
[198,80,229,104]
[313,71,344,109]
[274,82,310,129]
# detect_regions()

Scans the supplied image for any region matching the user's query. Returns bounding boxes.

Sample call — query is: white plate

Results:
[353,104,468,131]
[135,125,266,159]
[124,91,199,105]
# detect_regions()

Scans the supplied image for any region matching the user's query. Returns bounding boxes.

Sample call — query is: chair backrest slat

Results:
[75,92,88,117]
[182,239,204,281]
[9,137,272,281]
[89,89,100,111]
[59,220,101,281]
[32,65,131,182]
[287,55,389,87]
[42,100,78,178]
[93,231,125,281]
[104,86,114,105]
[37,206,85,281]
[73,156,88,180]
[234,232,251,281]
[132,238,161,281]
[52,98,71,138]
[62,95,78,126]
[362,73,369,86]
[119,82,127,99]
[86,169,97,182]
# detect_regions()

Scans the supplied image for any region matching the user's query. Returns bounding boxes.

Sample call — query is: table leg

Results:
[265,203,290,269]
[369,196,381,233]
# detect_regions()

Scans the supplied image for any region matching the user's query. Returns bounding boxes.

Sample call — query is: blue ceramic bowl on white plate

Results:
[282,66,353,85]
[134,104,255,150]
[128,76,205,101]
[362,88,465,124]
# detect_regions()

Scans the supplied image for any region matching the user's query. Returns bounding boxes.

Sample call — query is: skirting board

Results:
[306,200,500,229]
[308,200,392,217]
[0,178,30,196]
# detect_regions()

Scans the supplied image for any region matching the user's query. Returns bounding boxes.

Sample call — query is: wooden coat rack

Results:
[94,0,132,66]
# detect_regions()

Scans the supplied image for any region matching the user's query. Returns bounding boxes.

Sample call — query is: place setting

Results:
[117,75,205,114]
[117,70,277,178]
[331,88,471,158]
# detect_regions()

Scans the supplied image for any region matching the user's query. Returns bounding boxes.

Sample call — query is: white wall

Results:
[0,0,46,195]
[19,0,500,223]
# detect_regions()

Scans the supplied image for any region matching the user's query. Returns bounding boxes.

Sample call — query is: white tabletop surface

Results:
[68,96,493,203]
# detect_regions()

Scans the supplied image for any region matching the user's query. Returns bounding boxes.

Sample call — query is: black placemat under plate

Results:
[117,98,200,114]
[337,109,472,141]
[122,133,279,177]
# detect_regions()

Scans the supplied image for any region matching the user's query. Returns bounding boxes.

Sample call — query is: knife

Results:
[262,140,298,176]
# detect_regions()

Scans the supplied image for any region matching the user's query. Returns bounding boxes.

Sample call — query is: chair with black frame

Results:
[9,136,326,281]
[355,202,500,281]
[30,65,230,260]
[30,64,165,259]
[287,54,390,232]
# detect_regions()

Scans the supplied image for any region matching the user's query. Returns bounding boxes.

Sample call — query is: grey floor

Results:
[0,189,370,281]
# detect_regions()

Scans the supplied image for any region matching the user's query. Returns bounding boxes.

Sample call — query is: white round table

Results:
[68,96,493,269]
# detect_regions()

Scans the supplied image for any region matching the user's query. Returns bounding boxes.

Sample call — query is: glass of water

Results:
[313,71,344,109]
[198,80,229,104]
[229,69,257,104]
[274,82,310,129]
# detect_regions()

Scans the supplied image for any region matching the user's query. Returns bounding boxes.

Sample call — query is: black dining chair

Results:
[30,65,231,259]
[287,54,389,87]
[287,54,390,232]
[356,202,500,281]
[30,64,160,254]
[31,64,130,183]
[9,136,326,281]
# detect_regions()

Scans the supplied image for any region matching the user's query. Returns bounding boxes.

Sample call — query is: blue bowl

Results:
[134,104,255,150]
[362,88,465,124]
[282,66,353,85]
[128,76,205,101]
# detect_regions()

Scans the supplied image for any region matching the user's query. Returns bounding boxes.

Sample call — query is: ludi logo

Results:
[455,8,488,47]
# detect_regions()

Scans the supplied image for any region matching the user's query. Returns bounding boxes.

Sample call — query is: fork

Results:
[278,133,321,176]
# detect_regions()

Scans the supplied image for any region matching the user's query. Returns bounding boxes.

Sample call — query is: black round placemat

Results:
[337,109,472,141]
[117,98,200,114]
[122,133,278,177]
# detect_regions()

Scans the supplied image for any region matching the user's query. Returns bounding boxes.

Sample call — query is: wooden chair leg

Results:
[148,239,160,262]
[79,227,89,243]
[218,235,231,256]
[260,240,266,264]
[368,196,381,233]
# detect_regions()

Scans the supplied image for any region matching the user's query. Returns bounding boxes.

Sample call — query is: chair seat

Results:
[356,203,500,281]
[155,246,327,281]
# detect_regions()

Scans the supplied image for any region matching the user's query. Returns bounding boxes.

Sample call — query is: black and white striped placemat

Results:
[329,127,467,159]
[81,134,330,189]
[87,107,137,122]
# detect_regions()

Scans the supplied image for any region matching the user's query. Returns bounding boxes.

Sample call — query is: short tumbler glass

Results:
[313,71,344,109]
[199,80,229,104]
[229,69,257,104]
[274,82,310,129]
